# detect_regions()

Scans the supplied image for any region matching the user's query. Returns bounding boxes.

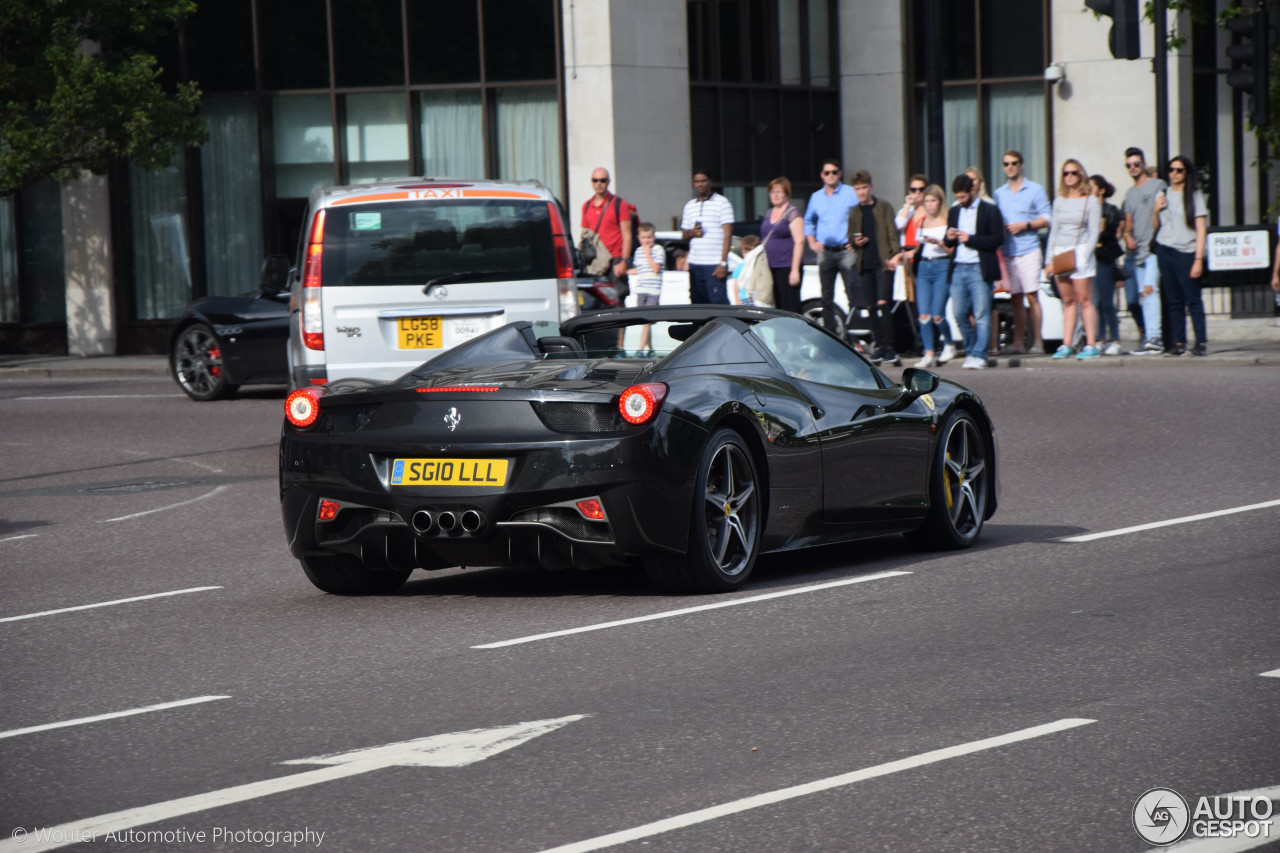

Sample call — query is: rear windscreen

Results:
[320,199,555,286]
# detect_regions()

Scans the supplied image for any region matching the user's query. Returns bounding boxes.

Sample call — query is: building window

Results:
[688,0,840,220]
[200,99,263,297]
[910,0,1050,192]
[342,93,410,184]
[491,86,562,193]
[0,197,17,322]
[272,95,335,198]
[130,157,191,321]
[419,90,484,177]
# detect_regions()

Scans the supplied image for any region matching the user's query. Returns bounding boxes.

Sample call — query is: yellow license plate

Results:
[390,458,509,487]
[398,316,443,349]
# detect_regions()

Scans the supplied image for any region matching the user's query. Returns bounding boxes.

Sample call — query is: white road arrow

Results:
[2,715,585,853]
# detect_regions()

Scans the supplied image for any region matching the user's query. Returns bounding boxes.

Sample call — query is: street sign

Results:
[1207,228,1271,272]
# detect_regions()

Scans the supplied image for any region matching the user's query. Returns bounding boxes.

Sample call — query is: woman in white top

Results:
[1045,159,1102,359]
[1152,155,1208,356]
[911,185,954,367]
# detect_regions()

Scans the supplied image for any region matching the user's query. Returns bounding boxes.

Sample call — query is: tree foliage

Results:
[0,0,206,194]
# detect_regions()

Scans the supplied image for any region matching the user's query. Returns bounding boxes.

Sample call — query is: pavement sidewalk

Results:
[2,315,1279,378]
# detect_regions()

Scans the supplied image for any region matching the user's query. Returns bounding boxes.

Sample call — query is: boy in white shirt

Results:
[628,223,666,355]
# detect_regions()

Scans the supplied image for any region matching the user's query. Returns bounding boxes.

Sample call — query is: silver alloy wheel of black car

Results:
[910,410,989,549]
[172,323,236,401]
[645,428,762,593]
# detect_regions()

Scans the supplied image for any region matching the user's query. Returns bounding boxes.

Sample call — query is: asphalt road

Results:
[1,366,1278,853]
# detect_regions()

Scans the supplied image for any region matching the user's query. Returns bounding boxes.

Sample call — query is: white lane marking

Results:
[534,718,1097,853]
[0,696,229,741]
[0,587,222,623]
[472,571,913,649]
[13,394,180,400]
[0,534,39,543]
[1060,500,1280,543]
[1260,669,1280,678]
[169,456,224,474]
[0,715,586,853]
[1150,784,1280,852]
[96,484,231,523]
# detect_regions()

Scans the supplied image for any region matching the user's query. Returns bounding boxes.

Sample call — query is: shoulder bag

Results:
[1050,199,1090,276]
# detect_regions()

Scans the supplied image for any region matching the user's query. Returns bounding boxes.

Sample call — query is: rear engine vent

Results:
[314,404,381,434]
[531,401,626,434]
[583,366,642,383]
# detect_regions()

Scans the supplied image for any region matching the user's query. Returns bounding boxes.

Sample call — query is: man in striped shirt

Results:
[680,169,735,304]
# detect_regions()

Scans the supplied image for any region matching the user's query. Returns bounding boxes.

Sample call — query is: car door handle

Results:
[810,405,825,420]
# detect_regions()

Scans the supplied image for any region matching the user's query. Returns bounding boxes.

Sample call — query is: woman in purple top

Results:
[761,177,805,313]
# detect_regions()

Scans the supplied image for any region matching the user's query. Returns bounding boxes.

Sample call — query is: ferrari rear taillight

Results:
[301,210,325,351]
[285,388,323,428]
[618,383,668,425]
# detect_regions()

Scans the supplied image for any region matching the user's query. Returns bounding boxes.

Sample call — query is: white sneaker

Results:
[1103,341,1122,356]
[915,354,938,368]
[938,343,957,364]
[961,356,987,369]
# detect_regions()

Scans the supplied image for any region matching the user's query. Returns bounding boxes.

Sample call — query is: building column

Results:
[562,0,693,236]
[840,2,908,190]
[60,172,115,356]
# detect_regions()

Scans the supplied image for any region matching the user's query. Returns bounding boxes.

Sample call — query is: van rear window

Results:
[320,199,555,286]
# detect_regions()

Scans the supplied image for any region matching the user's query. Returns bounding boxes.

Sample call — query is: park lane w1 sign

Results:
[1207,228,1271,272]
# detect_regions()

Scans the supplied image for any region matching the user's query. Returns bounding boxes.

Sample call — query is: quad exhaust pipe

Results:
[412,508,485,537]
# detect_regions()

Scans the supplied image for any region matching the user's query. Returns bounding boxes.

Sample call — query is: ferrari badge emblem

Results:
[444,407,462,431]
[920,394,936,412]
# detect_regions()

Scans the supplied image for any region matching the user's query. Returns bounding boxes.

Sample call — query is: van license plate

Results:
[398,316,442,349]
[390,458,509,487]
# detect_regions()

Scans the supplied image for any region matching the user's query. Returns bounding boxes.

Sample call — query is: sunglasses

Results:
[591,178,609,183]
[909,185,925,192]
[1002,160,1021,167]
[1168,166,1185,173]
[1062,169,1081,176]
[1125,161,1144,168]
[822,170,840,175]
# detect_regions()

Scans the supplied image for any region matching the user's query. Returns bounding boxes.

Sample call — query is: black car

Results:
[169,259,292,401]
[279,306,999,594]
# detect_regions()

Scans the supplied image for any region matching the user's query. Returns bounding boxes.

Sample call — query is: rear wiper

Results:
[423,271,511,293]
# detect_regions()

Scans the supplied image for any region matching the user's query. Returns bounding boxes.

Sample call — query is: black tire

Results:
[800,298,845,339]
[907,410,990,550]
[172,323,238,401]
[644,428,762,593]
[300,554,411,595]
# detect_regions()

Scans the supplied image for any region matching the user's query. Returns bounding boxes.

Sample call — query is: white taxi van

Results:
[286,177,579,387]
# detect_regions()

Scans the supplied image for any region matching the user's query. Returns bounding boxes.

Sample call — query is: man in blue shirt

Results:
[804,159,863,333]
[993,150,1052,353]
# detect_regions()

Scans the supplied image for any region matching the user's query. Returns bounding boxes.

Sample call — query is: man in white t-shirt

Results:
[679,169,735,304]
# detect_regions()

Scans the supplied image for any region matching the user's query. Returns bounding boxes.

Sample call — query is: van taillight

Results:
[301,210,325,350]
[547,202,575,280]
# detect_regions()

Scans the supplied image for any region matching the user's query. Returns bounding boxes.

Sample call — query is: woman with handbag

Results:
[1152,155,1209,356]
[1045,159,1102,360]
[760,177,805,313]
[1090,175,1125,355]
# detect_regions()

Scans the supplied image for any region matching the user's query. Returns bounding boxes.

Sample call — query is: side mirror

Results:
[259,255,291,294]
[884,366,939,413]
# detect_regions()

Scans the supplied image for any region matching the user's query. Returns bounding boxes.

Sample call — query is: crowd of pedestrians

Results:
[580,144,1225,364]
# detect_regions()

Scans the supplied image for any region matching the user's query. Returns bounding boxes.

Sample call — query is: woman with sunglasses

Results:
[1045,159,1102,359]
[1152,156,1208,356]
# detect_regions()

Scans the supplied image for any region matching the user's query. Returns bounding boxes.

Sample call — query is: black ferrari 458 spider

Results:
[279,305,998,594]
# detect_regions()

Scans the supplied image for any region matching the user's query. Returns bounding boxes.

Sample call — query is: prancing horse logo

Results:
[444,407,461,431]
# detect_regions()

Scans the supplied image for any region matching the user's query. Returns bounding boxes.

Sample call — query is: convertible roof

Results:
[560,305,797,336]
